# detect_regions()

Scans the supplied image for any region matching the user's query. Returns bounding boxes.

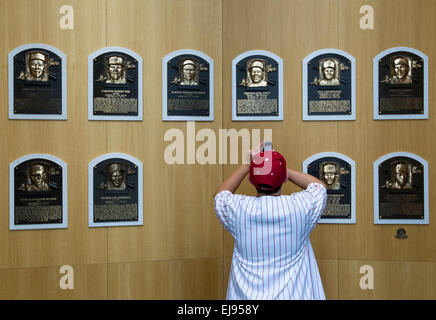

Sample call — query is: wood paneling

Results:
[317,259,339,300]
[104,0,223,263]
[222,0,341,264]
[337,0,436,262]
[0,0,108,269]
[0,264,107,299]
[339,260,436,299]
[1,0,436,300]
[108,259,223,299]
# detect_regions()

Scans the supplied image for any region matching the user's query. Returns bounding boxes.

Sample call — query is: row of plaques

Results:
[10,153,143,230]
[8,45,428,121]
[9,152,428,230]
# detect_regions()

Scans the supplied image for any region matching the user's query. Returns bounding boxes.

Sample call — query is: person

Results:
[391,57,412,84]
[27,52,48,81]
[106,163,126,190]
[106,56,126,84]
[28,163,50,192]
[214,144,327,300]
[180,59,198,85]
[247,60,267,87]
[390,162,411,189]
[319,59,339,86]
[320,162,340,190]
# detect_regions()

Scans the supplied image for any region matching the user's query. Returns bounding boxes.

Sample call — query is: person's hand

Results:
[243,141,265,164]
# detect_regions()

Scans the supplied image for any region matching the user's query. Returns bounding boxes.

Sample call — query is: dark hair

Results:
[256,184,282,195]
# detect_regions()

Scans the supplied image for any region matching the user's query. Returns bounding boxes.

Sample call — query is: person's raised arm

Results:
[213,143,267,197]
[286,168,326,189]
[214,164,249,197]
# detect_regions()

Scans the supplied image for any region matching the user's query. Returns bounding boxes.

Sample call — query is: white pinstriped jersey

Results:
[214,183,327,300]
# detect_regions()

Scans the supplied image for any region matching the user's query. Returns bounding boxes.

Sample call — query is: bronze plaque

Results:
[378,51,424,115]
[9,45,66,119]
[166,54,210,117]
[235,54,280,119]
[307,157,352,219]
[378,157,424,220]
[93,158,139,223]
[90,48,142,120]
[304,51,354,119]
[14,159,63,225]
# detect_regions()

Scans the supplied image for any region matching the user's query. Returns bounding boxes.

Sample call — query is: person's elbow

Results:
[213,187,226,198]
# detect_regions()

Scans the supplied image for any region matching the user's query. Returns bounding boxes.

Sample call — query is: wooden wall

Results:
[222,0,436,300]
[0,0,223,299]
[0,0,435,299]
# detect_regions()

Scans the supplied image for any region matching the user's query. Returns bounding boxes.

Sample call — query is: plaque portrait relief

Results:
[374,47,428,119]
[103,55,127,84]
[232,50,283,121]
[390,56,412,85]
[320,162,341,190]
[163,50,213,121]
[8,44,67,119]
[304,153,356,224]
[89,154,143,227]
[21,51,50,82]
[101,162,127,191]
[246,59,268,87]
[319,59,340,86]
[374,153,428,224]
[303,49,355,121]
[382,161,413,190]
[10,154,68,230]
[179,58,199,86]
[88,47,142,120]
[19,163,51,192]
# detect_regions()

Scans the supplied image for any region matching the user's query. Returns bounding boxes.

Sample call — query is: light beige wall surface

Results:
[1,0,435,299]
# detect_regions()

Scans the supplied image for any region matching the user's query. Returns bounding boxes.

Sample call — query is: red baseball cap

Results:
[249,150,287,191]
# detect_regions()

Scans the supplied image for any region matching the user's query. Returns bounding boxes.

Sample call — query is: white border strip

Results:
[302,48,356,121]
[9,154,68,230]
[88,47,143,121]
[232,50,283,121]
[373,47,428,120]
[303,152,356,224]
[162,49,214,121]
[88,153,143,227]
[8,44,67,120]
[373,152,429,224]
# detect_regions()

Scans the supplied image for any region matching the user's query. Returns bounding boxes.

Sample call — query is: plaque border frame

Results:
[9,153,68,230]
[8,43,67,120]
[162,49,214,121]
[88,153,143,228]
[373,152,429,225]
[232,50,283,121]
[373,47,428,120]
[303,152,356,224]
[302,48,356,121]
[88,47,143,121]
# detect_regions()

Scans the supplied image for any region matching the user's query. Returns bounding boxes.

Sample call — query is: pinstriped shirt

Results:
[214,183,327,300]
